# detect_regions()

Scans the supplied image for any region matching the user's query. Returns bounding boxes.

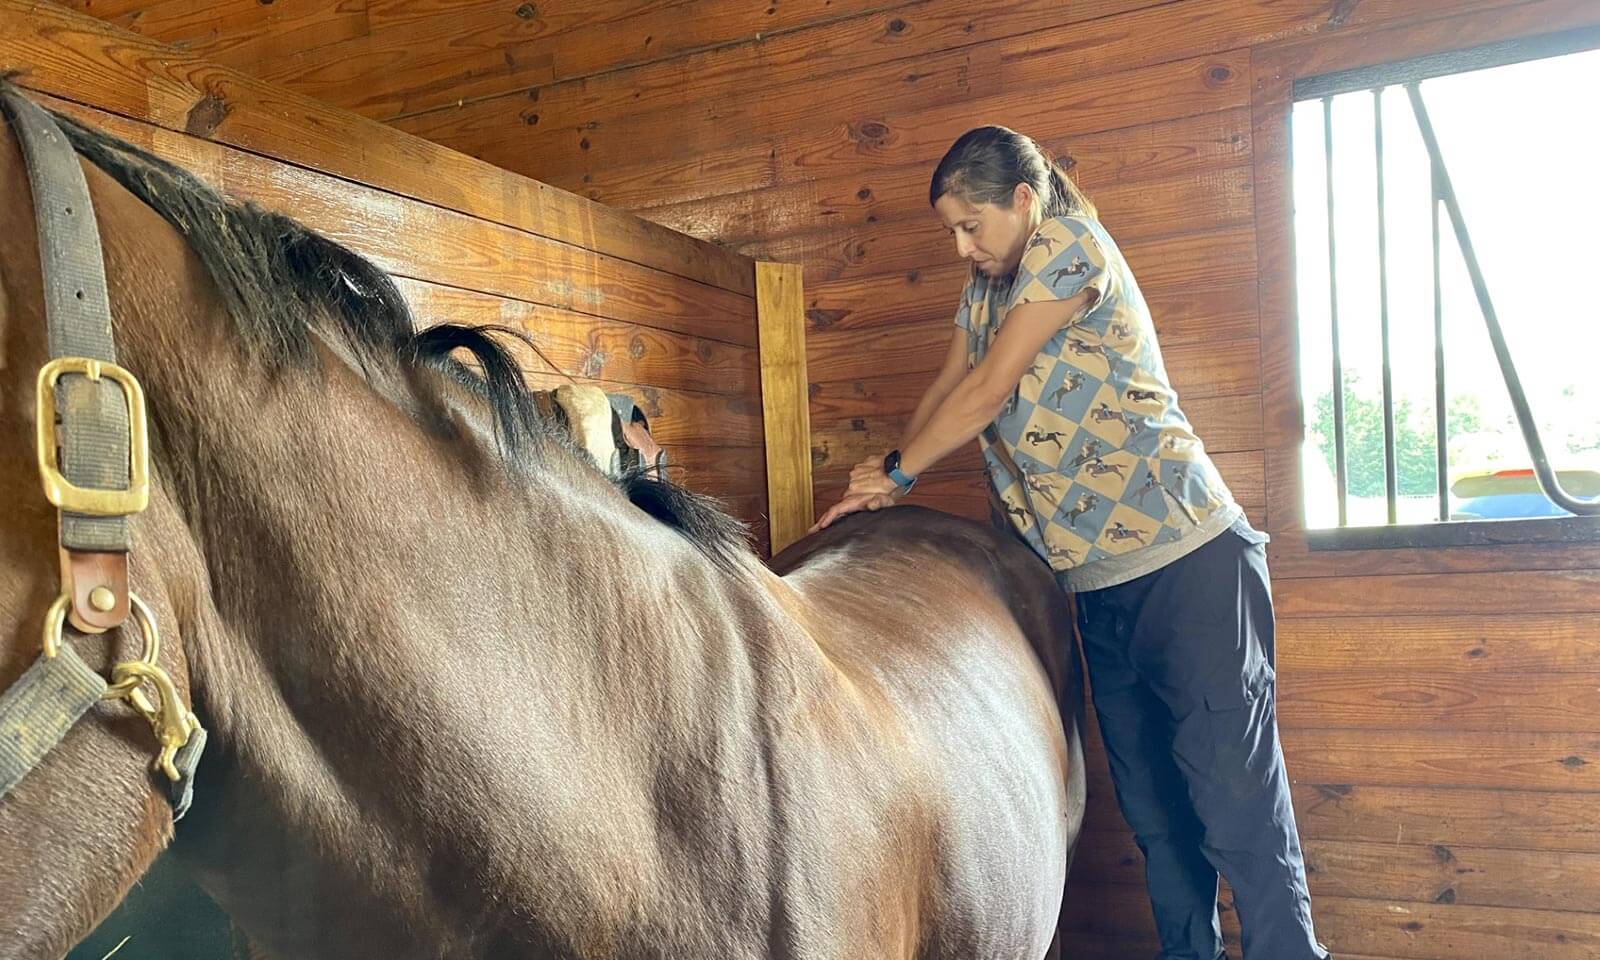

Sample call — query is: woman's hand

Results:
[810,454,903,533]
[810,491,897,533]
[848,455,899,497]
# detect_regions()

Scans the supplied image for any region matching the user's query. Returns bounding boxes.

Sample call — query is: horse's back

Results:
[769,508,1083,958]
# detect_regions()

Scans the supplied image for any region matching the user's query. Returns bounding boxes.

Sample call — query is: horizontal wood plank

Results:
[1,1,757,296]
[264,0,914,119]
[521,50,1251,204]
[1280,729,1600,793]
[638,109,1256,243]
[1278,615,1600,674]
[397,279,758,397]
[1063,886,1600,960]
[1074,829,1600,914]
[1276,668,1600,733]
[1275,570,1600,618]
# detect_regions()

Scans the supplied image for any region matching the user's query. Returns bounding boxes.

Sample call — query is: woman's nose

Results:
[955,233,975,259]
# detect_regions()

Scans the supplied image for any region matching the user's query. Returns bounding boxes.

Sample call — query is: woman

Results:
[814,127,1330,960]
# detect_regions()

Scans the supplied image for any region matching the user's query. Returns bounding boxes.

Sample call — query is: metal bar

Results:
[1324,96,1349,526]
[1432,182,1450,522]
[1375,89,1398,524]
[1295,25,1600,99]
[1406,83,1600,516]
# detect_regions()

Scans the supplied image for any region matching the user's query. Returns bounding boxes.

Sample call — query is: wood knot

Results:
[856,186,872,201]
[184,93,229,137]
[887,18,907,33]
[1327,0,1361,28]
[514,3,538,20]
[806,308,847,330]
[1207,65,1233,84]
[852,120,889,143]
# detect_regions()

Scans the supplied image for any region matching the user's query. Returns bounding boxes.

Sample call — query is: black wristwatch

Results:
[883,449,918,493]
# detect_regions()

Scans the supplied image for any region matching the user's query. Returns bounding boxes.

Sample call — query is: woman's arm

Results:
[817,288,1097,529]
[899,289,1095,477]
[900,328,970,447]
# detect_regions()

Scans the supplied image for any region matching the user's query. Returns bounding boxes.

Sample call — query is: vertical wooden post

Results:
[755,261,813,555]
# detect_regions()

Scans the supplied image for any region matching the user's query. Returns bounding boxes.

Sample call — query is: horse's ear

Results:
[552,385,618,474]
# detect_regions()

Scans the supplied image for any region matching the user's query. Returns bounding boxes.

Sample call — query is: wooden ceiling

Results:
[60,0,888,122]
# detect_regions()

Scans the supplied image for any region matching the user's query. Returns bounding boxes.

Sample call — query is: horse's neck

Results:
[176,398,799,954]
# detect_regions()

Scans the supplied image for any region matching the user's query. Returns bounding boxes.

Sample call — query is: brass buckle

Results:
[36,357,150,516]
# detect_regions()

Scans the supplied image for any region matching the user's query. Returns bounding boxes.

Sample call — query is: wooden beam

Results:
[756,262,814,554]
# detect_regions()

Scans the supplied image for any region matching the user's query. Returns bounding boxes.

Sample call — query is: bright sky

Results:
[1290,45,1600,525]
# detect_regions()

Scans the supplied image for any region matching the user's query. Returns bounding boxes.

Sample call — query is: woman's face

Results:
[934,184,1037,278]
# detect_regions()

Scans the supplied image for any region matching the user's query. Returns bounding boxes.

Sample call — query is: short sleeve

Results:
[953,270,981,331]
[1009,216,1111,311]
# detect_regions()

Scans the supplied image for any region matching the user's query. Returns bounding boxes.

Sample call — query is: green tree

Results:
[1309,379,1481,498]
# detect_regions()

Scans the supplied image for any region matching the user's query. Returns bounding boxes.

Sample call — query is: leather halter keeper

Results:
[0,86,203,816]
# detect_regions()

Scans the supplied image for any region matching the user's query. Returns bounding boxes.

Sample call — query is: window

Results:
[1289,32,1600,544]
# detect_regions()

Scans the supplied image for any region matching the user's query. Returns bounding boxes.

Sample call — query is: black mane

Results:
[21,91,749,565]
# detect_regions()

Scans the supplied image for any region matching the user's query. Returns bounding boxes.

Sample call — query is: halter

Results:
[0,87,203,818]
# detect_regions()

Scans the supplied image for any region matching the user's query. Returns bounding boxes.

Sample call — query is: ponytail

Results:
[1044,157,1096,219]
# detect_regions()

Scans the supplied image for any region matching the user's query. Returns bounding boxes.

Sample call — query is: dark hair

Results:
[929,125,1097,220]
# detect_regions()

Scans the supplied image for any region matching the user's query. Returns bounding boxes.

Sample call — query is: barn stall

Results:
[3,0,1599,957]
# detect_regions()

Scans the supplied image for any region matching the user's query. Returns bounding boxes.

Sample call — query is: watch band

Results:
[884,450,917,492]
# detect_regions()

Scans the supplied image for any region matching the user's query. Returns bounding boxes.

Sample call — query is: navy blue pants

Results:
[1073,522,1329,960]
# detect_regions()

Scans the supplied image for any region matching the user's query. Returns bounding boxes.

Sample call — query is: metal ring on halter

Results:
[41,591,162,698]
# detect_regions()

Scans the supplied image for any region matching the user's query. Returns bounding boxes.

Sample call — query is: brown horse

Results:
[0,91,1084,959]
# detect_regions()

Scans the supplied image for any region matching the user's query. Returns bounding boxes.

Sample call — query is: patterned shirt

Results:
[956,214,1242,591]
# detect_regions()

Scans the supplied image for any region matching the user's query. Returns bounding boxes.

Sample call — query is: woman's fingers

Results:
[808,492,899,534]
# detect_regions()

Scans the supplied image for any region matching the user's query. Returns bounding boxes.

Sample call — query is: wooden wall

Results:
[52,0,1600,957]
[3,0,771,546]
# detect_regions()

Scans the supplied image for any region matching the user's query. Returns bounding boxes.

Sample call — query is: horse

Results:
[0,86,1084,959]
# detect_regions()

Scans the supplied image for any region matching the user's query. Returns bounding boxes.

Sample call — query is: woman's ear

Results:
[1013,182,1035,216]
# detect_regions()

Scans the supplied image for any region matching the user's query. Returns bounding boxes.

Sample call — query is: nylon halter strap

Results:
[0,88,204,818]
